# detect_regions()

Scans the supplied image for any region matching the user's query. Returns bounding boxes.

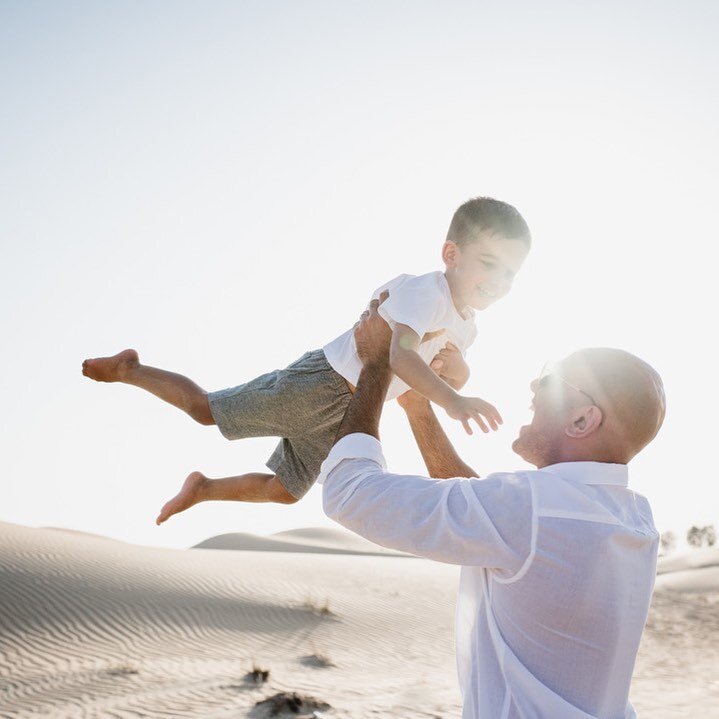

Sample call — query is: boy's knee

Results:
[192,394,215,426]
[270,477,299,504]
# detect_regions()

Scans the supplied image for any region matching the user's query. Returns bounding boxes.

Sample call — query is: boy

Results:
[82,197,531,523]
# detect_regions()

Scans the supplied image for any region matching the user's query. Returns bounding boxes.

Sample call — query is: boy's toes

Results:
[156,502,174,525]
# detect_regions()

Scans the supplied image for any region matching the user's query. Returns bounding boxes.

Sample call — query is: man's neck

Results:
[535,448,629,468]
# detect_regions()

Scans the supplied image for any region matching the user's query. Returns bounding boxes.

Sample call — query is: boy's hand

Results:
[445,395,503,435]
[429,342,470,391]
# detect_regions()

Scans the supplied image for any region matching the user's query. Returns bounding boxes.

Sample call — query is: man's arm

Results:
[333,292,394,444]
[334,360,392,443]
[398,392,479,479]
[333,293,477,477]
[320,293,532,570]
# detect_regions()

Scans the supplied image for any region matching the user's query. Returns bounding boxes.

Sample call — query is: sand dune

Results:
[194,527,411,556]
[654,547,719,593]
[657,546,719,574]
[0,521,458,718]
[39,527,125,543]
[632,553,719,717]
[1,520,717,718]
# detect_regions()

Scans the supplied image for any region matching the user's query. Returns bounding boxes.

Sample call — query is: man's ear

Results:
[442,240,460,268]
[565,406,603,439]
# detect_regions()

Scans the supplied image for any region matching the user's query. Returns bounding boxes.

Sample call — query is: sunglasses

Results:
[537,362,600,408]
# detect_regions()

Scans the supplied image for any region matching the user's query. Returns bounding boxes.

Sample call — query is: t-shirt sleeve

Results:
[375,273,447,340]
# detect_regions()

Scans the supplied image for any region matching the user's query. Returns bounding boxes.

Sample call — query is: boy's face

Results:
[443,233,529,311]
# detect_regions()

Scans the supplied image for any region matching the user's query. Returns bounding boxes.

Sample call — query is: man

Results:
[319,293,666,719]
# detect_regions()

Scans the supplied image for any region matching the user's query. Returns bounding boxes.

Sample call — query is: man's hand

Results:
[398,342,470,412]
[430,342,470,391]
[333,291,393,443]
[354,290,392,368]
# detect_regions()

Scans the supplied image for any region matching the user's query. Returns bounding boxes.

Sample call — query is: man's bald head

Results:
[513,347,666,467]
[560,348,666,462]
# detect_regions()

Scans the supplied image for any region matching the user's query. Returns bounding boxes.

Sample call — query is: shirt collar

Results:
[437,272,475,323]
[539,461,629,487]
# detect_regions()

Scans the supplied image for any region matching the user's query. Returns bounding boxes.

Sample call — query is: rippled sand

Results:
[1,521,716,718]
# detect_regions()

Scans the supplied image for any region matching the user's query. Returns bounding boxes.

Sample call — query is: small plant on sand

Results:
[106,661,140,677]
[302,596,334,617]
[245,663,270,684]
[300,652,335,668]
[301,643,335,668]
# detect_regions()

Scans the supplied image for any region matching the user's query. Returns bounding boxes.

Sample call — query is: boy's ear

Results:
[442,240,460,268]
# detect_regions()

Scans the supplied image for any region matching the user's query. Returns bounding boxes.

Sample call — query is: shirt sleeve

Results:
[375,273,447,340]
[319,434,534,572]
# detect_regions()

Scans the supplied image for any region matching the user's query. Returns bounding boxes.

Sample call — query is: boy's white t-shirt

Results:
[323,271,478,401]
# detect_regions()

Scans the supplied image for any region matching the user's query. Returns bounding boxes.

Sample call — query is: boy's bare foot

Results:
[156,471,208,525]
[82,349,140,382]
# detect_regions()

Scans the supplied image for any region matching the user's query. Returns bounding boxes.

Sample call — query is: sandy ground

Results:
[1,521,717,718]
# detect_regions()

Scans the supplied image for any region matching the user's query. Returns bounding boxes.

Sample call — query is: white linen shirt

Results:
[323,272,477,401]
[319,434,659,719]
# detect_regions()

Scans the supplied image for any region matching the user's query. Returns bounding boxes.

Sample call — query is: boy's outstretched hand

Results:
[399,341,501,435]
[445,395,502,435]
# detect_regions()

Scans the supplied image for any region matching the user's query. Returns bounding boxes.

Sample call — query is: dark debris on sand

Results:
[245,666,271,684]
[300,653,335,668]
[253,691,331,717]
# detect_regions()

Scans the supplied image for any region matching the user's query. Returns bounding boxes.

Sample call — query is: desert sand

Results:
[1,521,717,718]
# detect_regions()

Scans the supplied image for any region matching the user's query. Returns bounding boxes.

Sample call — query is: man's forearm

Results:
[404,400,478,479]
[335,362,393,442]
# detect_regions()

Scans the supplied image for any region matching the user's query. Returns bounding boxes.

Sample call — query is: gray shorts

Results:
[207,349,352,499]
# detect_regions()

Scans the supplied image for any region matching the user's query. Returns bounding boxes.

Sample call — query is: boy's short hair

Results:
[447,197,531,247]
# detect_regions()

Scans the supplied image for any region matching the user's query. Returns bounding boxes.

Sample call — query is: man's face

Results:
[446,234,529,311]
[512,362,590,467]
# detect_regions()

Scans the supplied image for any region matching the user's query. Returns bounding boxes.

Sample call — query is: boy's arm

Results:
[390,323,459,409]
[390,325,502,434]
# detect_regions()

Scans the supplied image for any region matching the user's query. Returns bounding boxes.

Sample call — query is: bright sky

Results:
[2,1,717,550]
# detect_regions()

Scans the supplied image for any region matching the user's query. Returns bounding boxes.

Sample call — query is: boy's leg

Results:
[82,349,214,426]
[156,471,297,525]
